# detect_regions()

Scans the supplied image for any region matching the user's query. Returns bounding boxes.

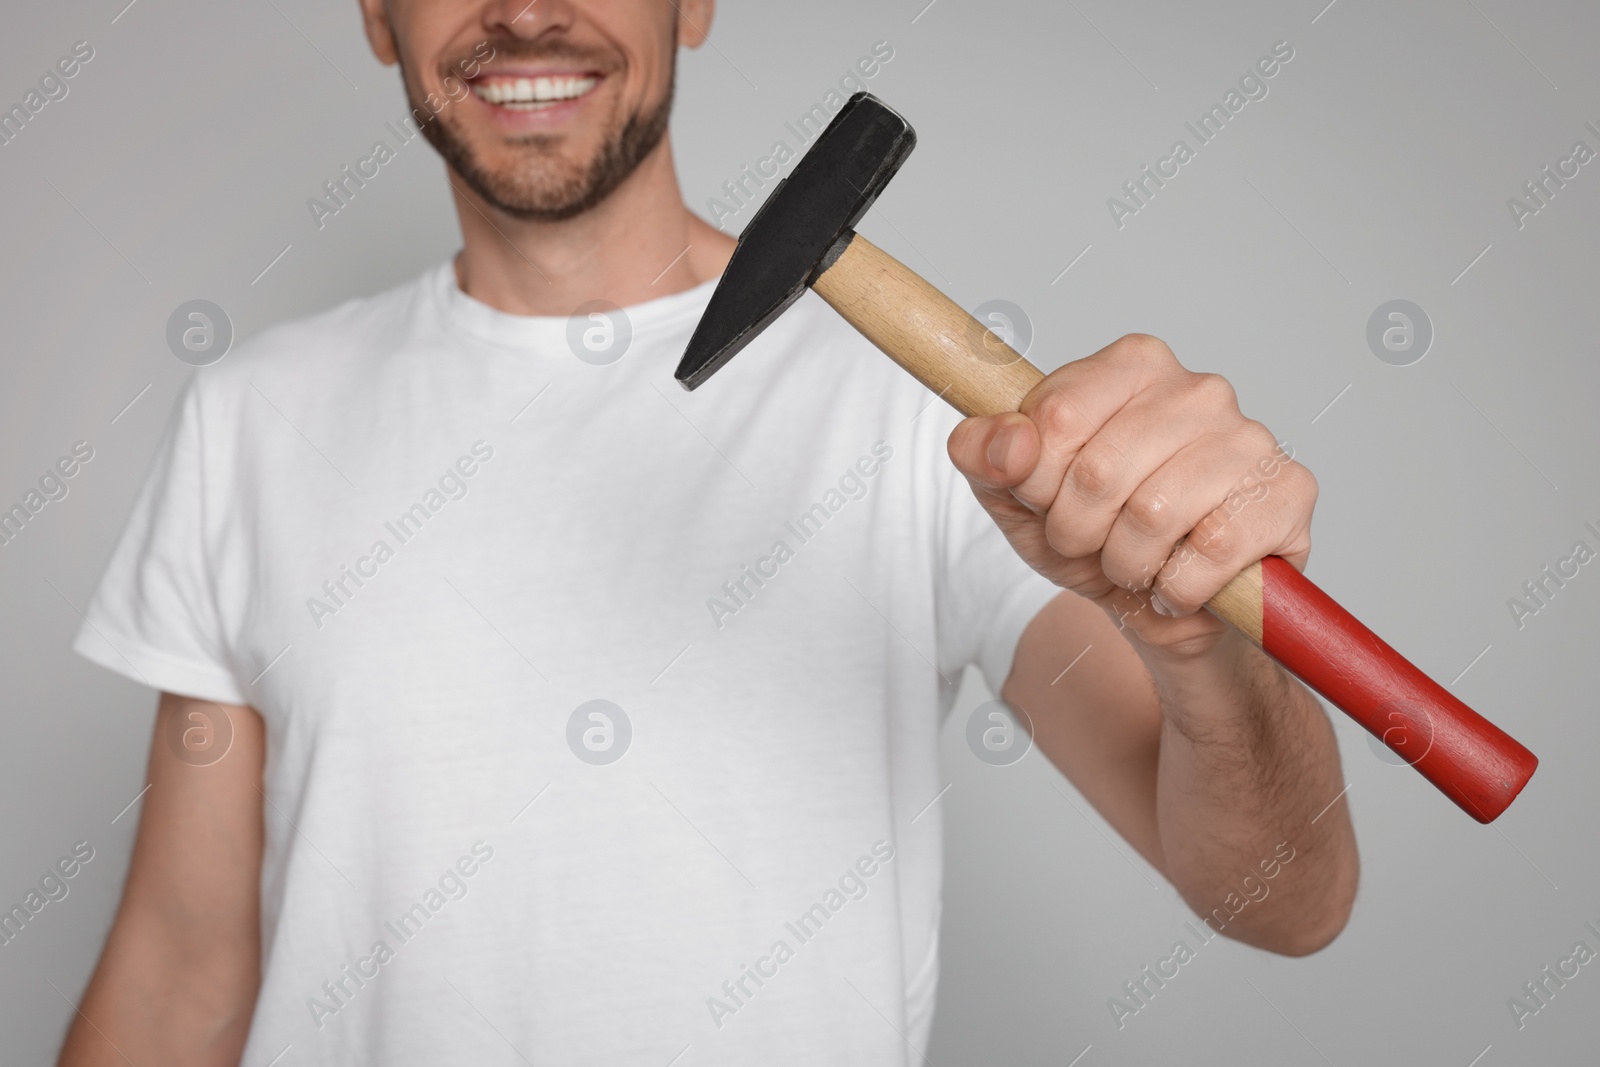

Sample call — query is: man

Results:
[60,1,1357,1063]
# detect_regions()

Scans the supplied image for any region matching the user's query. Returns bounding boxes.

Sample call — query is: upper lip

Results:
[468,65,605,80]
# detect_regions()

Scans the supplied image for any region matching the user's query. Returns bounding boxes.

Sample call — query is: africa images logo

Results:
[703,41,895,231]
[1105,40,1295,229]
[705,842,896,1029]
[705,442,892,630]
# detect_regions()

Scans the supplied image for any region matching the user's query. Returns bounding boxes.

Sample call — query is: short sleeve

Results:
[925,405,1063,697]
[72,379,248,705]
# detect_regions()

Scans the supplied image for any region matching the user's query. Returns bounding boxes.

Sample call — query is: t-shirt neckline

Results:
[430,257,719,349]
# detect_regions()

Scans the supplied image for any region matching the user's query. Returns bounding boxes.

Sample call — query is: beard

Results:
[401,37,675,223]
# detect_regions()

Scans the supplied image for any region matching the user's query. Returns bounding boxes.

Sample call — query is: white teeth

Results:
[470,75,598,107]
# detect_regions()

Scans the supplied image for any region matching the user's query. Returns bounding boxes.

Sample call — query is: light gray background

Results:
[2,0,1596,1064]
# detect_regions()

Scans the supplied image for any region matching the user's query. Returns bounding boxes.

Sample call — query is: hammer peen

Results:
[675,92,1537,823]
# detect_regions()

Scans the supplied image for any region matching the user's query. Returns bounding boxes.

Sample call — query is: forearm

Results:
[950,330,1361,953]
[1137,626,1357,955]
[59,909,259,1067]
[61,694,265,1067]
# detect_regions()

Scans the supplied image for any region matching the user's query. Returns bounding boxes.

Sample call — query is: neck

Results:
[450,137,735,316]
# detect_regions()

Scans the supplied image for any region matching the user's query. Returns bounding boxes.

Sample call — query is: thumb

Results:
[948,411,1038,489]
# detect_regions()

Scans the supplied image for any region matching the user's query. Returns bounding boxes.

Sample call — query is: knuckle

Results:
[1252,438,1295,487]
[1239,418,1277,452]
[1115,332,1174,368]
[1188,509,1243,564]
[1043,504,1102,558]
[1029,390,1081,442]
[1101,548,1156,593]
[1065,445,1125,502]
[1123,485,1175,540]
[1262,454,1316,508]
[1159,538,1199,584]
[1190,372,1238,411]
[1289,461,1319,503]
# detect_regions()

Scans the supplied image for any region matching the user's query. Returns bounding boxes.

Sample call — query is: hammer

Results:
[676,92,1537,823]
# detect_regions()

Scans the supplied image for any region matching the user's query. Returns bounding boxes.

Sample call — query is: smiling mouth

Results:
[470,74,600,109]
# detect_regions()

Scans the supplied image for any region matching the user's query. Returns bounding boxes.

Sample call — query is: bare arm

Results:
[59,692,264,1067]
[1002,590,1357,955]
[949,333,1357,956]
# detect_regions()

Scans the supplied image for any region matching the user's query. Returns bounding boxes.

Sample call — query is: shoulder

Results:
[192,264,442,410]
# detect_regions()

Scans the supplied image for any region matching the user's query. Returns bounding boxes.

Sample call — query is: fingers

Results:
[1039,374,1239,559]
[946,331,1317,623]
[947,412,1049,550]
[1011,334,1180,514]
[1148,453,1317,616]
[948,411,1039,491]
[1097,430,1275,592]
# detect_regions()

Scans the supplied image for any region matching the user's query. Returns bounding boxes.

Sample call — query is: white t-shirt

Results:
[74,260,1061,1066]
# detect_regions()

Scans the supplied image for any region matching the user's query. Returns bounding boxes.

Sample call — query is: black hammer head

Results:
[675,92,916,390]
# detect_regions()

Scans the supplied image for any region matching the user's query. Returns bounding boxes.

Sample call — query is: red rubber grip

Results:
[1259,557,1537,823]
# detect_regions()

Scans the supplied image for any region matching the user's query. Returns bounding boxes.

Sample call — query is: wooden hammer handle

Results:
[812,232,1537,822]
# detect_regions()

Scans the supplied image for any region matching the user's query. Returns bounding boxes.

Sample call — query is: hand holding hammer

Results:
[677,92,1537,823]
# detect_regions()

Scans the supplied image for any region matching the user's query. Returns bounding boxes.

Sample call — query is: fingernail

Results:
[1151,593,1178,617]
[987,427,1015,471]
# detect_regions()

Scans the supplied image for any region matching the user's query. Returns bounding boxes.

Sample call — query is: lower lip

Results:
[469,79,602,129]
